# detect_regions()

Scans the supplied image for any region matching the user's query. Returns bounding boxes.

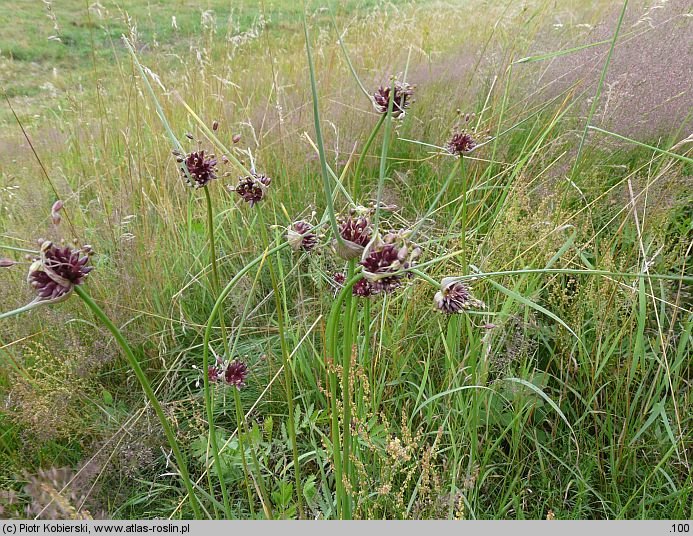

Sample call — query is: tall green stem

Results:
[204,186,229,357]
[257,209,304,519]
[232,388,256,518]
[352,115,385,199]
[326,273,362,518]
[199,186,232,519]
[372,91,396,234]
[458,157,468,273]
[74,287,202,519]
[340,259,356,518]
[303,13,340,241]
[410,158,461,240]
[235,387,273,519]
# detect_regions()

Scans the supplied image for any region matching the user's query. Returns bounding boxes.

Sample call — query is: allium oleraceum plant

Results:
[334,212,373,260]
[0,202,202,518]
[27,240,93,303]
[446,131,477,156]
[207,358,250,390]
[446,113,479,156]
[174,149,218,188]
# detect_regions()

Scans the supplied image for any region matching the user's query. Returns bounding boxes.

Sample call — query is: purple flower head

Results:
[372,81,414,118]
[360,231,421,294]
[1,258,16,268]
[332,271,374,298]
[446,132,477,156]
[352,278,374,297]
[27,240,94,303]
[233,173,272,206]
[434,278,485,314]
[177,150,218,188]
[335,213,373,260]
[287,220,319,252]
[224,360,249,390]
[207,365,223,383]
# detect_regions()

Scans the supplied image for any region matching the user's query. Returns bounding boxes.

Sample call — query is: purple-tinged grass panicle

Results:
[232,173,272,206]
[434,278,485,314]
[1,258,16,268]
[224,360,249,390]
[372,81,414,118]
[360,231,421,293]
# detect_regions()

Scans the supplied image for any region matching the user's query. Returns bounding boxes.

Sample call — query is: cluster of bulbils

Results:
[165,84,483,317]
[1,201,95,307]
[27,240,94,302]
[207,358,249,390]
[279,83,484,313]
[288,207,482,314]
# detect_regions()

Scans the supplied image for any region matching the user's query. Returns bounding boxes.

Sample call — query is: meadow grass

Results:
[0,0,691,520]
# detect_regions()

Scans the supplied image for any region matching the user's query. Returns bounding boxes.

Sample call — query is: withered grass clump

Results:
[4,343,98,444]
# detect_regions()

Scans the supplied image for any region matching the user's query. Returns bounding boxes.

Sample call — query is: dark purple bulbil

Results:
[335,214,372,260]
[287,220,318,252]
[446,132,477,156]
[434,278,485,314]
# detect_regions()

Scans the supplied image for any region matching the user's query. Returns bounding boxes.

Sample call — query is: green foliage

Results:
[1,0,691,521]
